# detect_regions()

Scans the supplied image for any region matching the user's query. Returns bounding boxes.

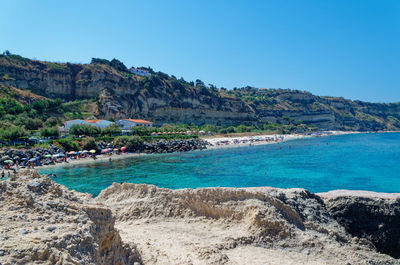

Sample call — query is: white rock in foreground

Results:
[1,170,399,265]
[0,170,141,265]
[96,183,399,265]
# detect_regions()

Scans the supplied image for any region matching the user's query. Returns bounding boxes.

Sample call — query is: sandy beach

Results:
[37,131,359,170]
[204,130,359,149]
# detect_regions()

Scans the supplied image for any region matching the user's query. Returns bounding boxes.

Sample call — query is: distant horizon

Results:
[3,51,399,104]
[1,0,399,102]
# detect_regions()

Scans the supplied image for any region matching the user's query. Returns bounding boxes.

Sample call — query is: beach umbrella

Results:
[57,153,65,157]
[4,160,13,164]
[68,151,75,155]
[73,152,80,155]
[82,150,89,153]
[101,148,111,153]
[120,146,127,152]
[113,148,119,151]
[89,150,96,154]
[45,154,52,158]
[21,158,28,161]
[52,154,59,158]
[28,158,36,162]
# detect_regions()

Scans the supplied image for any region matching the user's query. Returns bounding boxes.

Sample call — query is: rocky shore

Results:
[141,139,209,154]
[0,139,209,168]
[1,170,399,264]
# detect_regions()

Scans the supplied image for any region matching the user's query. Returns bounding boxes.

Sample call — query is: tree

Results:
[130,126,151,136]
[101,124,121,136]
[0,126,29,141]
[57,138,80,151]
[40,127,60,138]
[69,124,101,136]
[235,124,249,133]
[45,117,59,127]
[195,79,204,87]
[110,58,128,72]
[82,137,98,150]
[113,136,144,151]
[15,117,43,130]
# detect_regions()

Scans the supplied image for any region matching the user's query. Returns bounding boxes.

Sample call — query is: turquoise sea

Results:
[39,133,400,197]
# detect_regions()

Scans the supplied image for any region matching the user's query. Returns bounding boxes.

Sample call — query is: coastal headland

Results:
[0,170,399,264]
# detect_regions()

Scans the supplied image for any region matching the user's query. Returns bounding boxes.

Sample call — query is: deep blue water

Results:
[39,133,400,196]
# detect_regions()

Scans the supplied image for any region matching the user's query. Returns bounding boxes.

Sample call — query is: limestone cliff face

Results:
[1,55,399,130]
[0,56,257,126]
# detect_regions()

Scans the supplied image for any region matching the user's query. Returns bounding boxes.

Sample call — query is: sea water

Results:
[39,133,400,196]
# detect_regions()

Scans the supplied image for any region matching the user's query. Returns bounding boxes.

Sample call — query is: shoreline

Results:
[205,130,361,150]
[34,130,400,197]
[38,130,359,170]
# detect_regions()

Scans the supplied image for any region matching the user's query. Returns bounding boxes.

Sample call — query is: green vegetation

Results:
[56,138,80,152]
[91,58,129,73]
[113,135,144,151]
[0,125,29,141]
[101,124,122,136]
[130,126,152,136]
[40,127,60,138]
[82,137,98,150]
[46,62,68,72]
[69,124,101,137]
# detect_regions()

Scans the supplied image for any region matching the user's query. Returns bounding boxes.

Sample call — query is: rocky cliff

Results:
[0,170,141,265]
[97,183,400,264]
[1,54,399,130]
[321,190,400,259]
[1,171,400,264]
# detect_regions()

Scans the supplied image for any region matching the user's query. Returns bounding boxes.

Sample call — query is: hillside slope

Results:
[0,53,399,131]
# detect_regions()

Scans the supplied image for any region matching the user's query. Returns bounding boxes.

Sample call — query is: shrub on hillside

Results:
[101,124,121,136]
[69,124,101,137]
[0,125,29,141]
[15,117,43,130]
[40,127,60,138]
[82,137,98,150]
[57,138,80,151]
[45,117,59,127]
[114,136,144,151]
[130,126,151,136]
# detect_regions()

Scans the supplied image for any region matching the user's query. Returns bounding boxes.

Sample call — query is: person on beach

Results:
[1,171,4,179]
[7,171,10,178]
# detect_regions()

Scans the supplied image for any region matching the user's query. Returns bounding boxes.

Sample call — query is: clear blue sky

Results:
[1,0,399,102]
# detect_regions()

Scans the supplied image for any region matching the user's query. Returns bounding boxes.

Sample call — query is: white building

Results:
[116,119,153,130]
[129,67,150,77]
[63,119,88,130]
[62,119,115,131]
[84,119,115,129]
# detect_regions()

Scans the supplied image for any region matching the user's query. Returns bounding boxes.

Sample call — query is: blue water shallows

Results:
[39,133,400,196]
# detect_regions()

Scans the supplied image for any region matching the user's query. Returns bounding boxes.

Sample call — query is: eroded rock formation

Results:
[1,171,399,264]
[0,170,141,265]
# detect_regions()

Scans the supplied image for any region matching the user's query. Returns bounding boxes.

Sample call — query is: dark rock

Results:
[27,181,42,192]
[46,226,57,232]
[324,196,400,259]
